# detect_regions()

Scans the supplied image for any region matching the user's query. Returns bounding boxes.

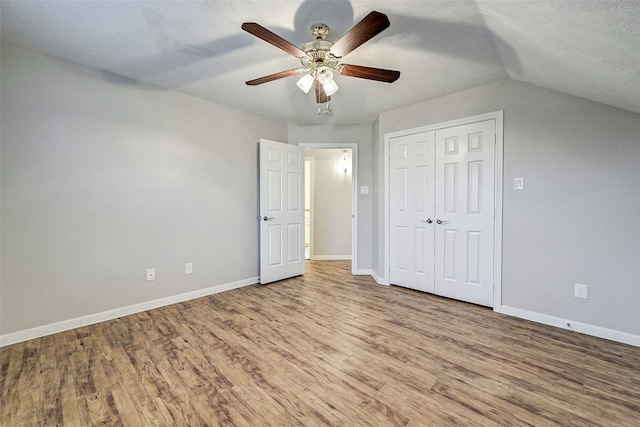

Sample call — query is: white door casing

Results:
[434,120,496,306]
[259,139,305,284]
[298,143,358,275]
[387,115,500,308]
[389,131,436,293]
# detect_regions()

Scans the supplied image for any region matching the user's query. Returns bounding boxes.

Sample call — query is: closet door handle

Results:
[436,219,449,224]
[261,216,275,221]
[421,218,433,224]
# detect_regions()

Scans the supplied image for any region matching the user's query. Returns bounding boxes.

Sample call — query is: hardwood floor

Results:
[2,260,639,426]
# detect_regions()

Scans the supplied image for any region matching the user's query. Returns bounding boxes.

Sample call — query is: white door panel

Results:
[260,139,304,284]
[435,120,495,306]
[389,132,435,293]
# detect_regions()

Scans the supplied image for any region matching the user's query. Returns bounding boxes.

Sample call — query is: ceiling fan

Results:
[242,11,400,105]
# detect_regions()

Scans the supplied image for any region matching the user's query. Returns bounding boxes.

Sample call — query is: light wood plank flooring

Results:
[2,261,639,426]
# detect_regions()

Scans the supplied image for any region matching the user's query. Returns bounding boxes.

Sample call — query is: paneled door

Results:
[259,139,305,284]
[434,120,495,306]
[389,131,436,293]
[390,119,496,307]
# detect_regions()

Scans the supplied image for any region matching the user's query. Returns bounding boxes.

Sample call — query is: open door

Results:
[259,139,305,284]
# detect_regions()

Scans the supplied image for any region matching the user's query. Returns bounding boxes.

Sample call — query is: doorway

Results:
[300,143,358,274]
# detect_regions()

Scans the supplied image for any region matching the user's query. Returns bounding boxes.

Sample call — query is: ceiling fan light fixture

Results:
[296,73,314,94]
[322,79,339,96]
[316,66,333,84]
[243,11,400,110]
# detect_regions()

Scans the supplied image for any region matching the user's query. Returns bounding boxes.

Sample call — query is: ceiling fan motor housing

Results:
[310,23,330,40]
[300,23,340,70]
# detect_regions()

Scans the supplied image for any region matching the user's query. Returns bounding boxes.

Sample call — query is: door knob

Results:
[436,219,449,224]
[262,216,274,221]
[421,218,433,224]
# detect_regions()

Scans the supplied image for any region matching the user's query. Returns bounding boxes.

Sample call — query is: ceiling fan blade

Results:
[339,64,400,83]
[242,22,306,58]
[330,11,390,58]
[246,69,303,86]
[315,79,330,104]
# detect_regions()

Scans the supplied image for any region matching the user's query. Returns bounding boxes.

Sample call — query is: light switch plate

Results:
[514,177,525,190]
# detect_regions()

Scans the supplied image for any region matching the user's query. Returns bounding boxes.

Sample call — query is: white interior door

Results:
[389,132,436,293]
[389,119,496,307]
[259,139,305,284]
[434,120,495,306]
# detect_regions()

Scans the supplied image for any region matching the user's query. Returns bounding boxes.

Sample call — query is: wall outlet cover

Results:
[575,283,588,299]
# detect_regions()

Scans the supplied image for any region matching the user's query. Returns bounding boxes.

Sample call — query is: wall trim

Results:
[371,270,389,286]
[311,255,352,261]
[0,277,258,347]
[500,305,640,348]
[5,276,637,348]
[355,268,372,276]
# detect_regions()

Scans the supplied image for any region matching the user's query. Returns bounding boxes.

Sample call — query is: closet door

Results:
[389,132,435,293]
[434,120,495,307]
[389,119,496,307]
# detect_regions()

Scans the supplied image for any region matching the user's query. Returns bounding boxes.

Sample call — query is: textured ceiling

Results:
[2,1,639,124]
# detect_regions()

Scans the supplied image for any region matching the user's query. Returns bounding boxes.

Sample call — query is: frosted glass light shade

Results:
[322,79,339,96]
[296,73,314,93]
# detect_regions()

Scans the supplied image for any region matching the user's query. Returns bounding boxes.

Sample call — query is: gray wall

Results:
[305,149,352,258]
[1,42,287,335]
[3,40,638,342]
[375,79,640,336]
[288,124,373,271]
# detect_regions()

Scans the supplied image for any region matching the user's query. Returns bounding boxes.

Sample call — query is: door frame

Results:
[383,111,504,310]
[299,143,358,275]
[304,156,314,260]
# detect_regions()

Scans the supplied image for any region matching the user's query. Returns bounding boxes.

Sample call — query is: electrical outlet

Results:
[185,263,193,275]
[574,283,588,299]
[146,268,156,281]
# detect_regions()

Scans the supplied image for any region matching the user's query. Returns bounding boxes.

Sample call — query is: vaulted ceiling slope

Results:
[2,1,639,125]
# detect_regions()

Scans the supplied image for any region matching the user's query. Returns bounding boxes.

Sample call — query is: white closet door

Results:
[389,119,496,307]
[389,132,435,293]
[434,120,495,306]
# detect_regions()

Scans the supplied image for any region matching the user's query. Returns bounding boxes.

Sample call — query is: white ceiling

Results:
[2,1,639,125]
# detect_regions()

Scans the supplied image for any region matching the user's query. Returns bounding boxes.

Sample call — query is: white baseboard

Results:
[371,270,389,286]
[354,269,372,276]
[500,305,640,348]
[7,279,636,349]
[311,255,352,261]
[0,277,258,347]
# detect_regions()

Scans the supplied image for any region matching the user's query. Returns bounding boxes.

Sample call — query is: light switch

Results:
[360,186,369,195]
[514,177,525,190]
